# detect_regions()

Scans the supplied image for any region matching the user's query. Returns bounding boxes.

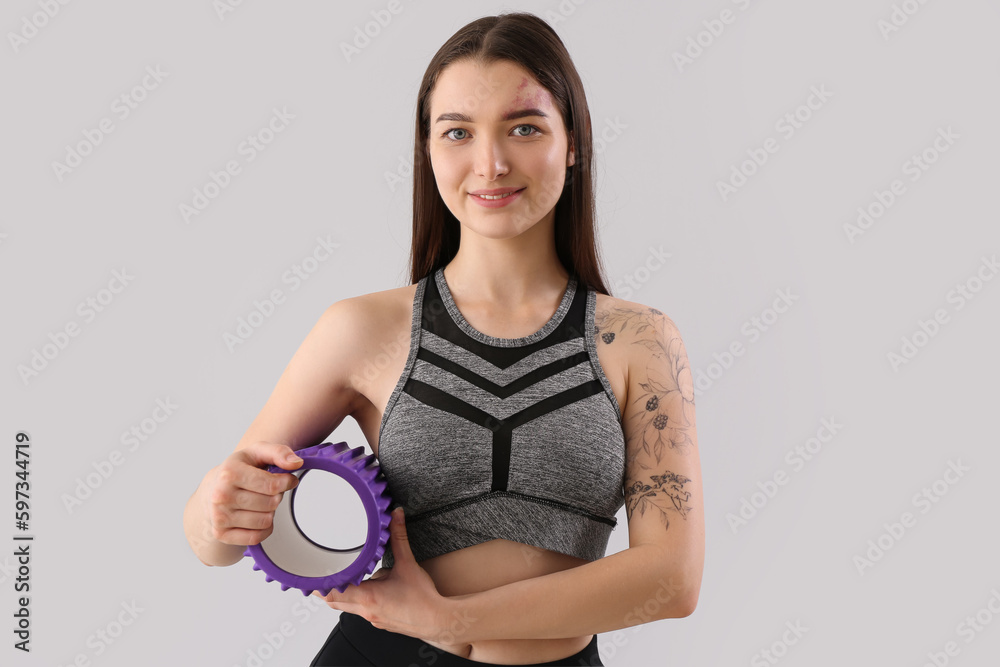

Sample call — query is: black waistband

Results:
[338,611,603,666]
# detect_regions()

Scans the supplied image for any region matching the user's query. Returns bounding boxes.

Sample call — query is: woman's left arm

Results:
[443,305,705,643]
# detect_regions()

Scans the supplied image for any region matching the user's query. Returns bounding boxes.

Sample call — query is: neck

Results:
[443,214,568,309]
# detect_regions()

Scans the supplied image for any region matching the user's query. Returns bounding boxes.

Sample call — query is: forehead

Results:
[430,59,555,117]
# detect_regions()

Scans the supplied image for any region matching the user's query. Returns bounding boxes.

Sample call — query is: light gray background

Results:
[3,1,999,665]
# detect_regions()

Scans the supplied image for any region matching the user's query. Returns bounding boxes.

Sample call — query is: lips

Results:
[469,187,525,200]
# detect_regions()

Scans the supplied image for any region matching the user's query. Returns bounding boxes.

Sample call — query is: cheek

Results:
[532,142,569,173]
[527,148,569,206]
[429,151,464,192]
[531,145,569,181]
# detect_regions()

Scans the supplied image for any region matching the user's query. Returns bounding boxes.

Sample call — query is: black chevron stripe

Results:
[501,379,606,431]
[415,347,591,398]
[403,377,605,433]
[404,378,501,432]
[422,272,587,369]
[401,377,607,491]
[491,379,606,490]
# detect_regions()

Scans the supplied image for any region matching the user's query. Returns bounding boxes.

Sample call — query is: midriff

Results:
[415,540,594,663]
[346,284,627,664]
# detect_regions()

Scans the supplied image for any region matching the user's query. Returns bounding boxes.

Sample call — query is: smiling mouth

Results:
[470,188,525,200]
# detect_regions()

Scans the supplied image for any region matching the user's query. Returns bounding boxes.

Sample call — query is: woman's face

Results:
[426,59,574,239]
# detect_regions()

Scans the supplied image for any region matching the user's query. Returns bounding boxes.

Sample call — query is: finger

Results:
[214,524,274,546]
[223,508,278,533]
[239,442,304,470]
[232,488,285,513]
[389,508,411,561]
[226,465,299,496]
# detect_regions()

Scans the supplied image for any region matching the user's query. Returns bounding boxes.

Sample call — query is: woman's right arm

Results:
[183,297,367,566]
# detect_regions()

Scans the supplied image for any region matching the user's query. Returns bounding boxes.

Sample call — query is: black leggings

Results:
[309,611,604,666]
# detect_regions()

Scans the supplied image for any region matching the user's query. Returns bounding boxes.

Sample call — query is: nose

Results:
[473,134,509,181]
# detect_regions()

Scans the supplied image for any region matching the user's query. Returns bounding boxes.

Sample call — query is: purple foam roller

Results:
[244,441,392,597]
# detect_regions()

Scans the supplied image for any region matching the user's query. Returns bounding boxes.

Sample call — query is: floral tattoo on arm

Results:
[596,303,697,529]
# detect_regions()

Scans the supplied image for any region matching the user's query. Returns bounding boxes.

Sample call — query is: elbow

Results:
[195,554,216,567]
[658,565,701,619]
[673,573,702,618]
[646,573,700,620]
[674,593,699,618]
[672,557,704,619]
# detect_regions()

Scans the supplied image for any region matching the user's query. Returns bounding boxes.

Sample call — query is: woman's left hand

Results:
[312,507,454,643]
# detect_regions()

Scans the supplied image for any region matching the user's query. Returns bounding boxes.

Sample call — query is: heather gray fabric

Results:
[377,267,626,568]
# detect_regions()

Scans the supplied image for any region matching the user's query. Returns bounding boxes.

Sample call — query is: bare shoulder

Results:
[329,282,417,393]
[593,292,683,346]
[593,293,694,407]
[337,282,416,323]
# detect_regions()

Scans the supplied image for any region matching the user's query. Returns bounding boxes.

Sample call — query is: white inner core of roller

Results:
[259,468,368,578]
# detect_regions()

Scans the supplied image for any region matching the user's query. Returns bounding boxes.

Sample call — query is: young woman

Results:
[184,12,704,666]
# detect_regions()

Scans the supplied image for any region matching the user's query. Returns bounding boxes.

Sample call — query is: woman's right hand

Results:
[202,442,304,546]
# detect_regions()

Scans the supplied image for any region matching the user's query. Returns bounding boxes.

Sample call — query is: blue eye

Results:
[441,124,541,142]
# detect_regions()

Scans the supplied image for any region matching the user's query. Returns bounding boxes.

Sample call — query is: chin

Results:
[461,219,536,239]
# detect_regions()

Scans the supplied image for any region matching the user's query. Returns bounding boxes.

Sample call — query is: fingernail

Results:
[286,455,302,464]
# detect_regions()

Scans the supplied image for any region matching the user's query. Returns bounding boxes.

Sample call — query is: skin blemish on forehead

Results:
[504,76,549,118]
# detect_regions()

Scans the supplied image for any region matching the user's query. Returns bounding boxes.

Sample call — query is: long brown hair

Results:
[406,11,613,295]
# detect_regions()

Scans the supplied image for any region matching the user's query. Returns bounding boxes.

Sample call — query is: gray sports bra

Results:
[376,267,626,568]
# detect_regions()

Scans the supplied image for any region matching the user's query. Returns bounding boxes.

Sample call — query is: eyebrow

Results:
[434,108,549,124]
